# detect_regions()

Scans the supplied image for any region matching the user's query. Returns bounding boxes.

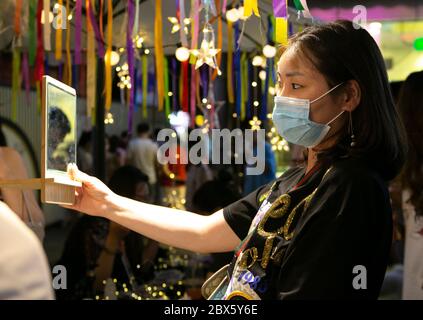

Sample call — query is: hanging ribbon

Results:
[179,0,188,47]
[244,0,260,18]
[293,0,312,18]
[87,0,105,58]
[247,59,252,119]
[234,22,241,116]
[171,58,178,112]
[273,0,288,45]
[105,0,113,111]
[163,57,170,117]
[14,0,23,36]
[212,0,222,80]
[222,0,227,13]
[86,0,96,118]
[28,0,37,66]
[155,0,165,111]
[55,0,63,60]
[127,0,135,130]
[227,20,234,104]
[133,0,140,37]
[35,0,44,113]
[65,0,72,85]
[240,53,247,121]
[190,0,200,127]
[99,0,104,39]
[181,61,189,112]
[74,0,82,64]
[142,55,148,118]
[200,65,209,100]
[11,48,21,121]
[22,52,30,105]
[43,0,51,51]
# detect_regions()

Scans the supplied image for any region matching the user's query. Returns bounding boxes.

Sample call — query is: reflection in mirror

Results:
[46,83,76,173]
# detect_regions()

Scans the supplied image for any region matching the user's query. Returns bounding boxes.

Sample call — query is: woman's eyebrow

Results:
[285,71,305,77]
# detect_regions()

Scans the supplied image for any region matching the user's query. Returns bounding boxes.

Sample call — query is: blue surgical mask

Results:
[272,83,345,148]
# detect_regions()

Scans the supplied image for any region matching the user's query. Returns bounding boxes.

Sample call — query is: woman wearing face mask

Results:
[64,20,406,300]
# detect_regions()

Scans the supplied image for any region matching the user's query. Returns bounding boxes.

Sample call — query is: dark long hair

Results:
[285,20,407,180]
[397,71,423,217]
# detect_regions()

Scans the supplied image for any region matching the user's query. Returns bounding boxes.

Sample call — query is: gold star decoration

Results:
[167,17,191,34]
[249,116,262,131]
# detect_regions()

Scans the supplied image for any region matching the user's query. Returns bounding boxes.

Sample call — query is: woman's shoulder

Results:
[323,156,388,191]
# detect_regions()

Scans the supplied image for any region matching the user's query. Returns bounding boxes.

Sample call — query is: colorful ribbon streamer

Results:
[28,0,37,65]
[86,0,97,118]
[133,0,140,37]
[43,0,51,51]
[127,0,135,130]
[181,61,189,112]
[163,57,170,117]
[22,52,30,105]
[212,0,222,80]
[35,0,44,113]
[190,0,200,127]
[74,0,82,64]
[11,48,21,121]
[65,0,72,85]
[14,0,23,36]
[179,0,188,47]
[240,52,247,120]
[105,0,113,111]
[273,0,288,45]
[55,0,63,61]
[234,22,241,116]
[244,0,260,18]
[226,20,234,104]
[155,0,164,111]
[294,0,312,18]
[87,0,105,58]
[142,55,148,118]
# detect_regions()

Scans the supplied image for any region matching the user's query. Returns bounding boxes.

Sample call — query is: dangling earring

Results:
[349,112,356,147]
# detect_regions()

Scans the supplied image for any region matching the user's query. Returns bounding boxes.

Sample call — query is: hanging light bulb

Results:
[226,8,239,22]
[175,47,190,62]
[259,70,266,81]
[263,44,277,58]
[105,51,120,66]
[252,55,265,67]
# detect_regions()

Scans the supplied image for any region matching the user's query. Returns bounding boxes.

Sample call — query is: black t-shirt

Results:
[223,156,393,300]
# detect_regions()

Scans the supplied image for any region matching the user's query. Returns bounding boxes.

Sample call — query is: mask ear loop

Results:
[310,82,344,104]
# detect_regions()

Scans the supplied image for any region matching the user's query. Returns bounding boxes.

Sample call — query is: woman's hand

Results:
[64,164,117,217]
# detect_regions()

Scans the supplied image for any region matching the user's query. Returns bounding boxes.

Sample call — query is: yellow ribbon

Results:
[244,0,260,17]
[86,0,97,120]
[104,0,113,111]
[155,0,164,111]
[275,17,288,45]
[43,0,51,51]
[55,0,63,60]
[227,21,234,104]
[11,48,21,121]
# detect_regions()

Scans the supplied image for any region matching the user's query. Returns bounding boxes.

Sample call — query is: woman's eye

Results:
[291,83,302,89]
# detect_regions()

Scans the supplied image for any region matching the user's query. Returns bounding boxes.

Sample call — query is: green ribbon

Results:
[293,0,304,11]
[163,56,170,117]
[12,48,21,121]
[28,0,37,66]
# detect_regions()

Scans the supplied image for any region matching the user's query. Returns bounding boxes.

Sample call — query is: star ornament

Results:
[191,39,221,72]
[249,116,262,131]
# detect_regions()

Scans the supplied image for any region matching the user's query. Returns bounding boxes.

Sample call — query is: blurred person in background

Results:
[396,71,423,300]
[56,166,158,300]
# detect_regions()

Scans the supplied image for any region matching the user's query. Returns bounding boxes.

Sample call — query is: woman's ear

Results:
[341,80,361,112]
